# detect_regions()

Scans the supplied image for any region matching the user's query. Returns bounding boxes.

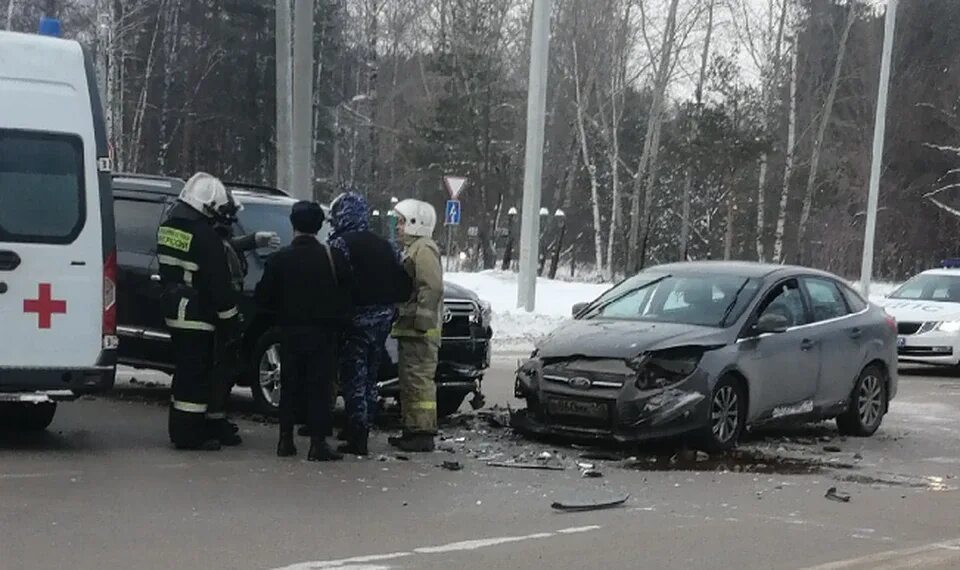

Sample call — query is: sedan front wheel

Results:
[696,376,747,452]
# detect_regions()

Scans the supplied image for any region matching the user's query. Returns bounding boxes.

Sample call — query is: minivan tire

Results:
[249,329,283,417]
[837,365,887,437]
[695,376,747,453]
[0,402,57,431]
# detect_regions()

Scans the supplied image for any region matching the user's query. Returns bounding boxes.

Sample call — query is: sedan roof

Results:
[647,261,838,280]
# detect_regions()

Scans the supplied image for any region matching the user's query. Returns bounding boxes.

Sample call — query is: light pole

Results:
[291,0,313,200]
[502,207,518,271]
[387,196,399,241]
[517,0,552,311]
[549,209,566,279]
[860,0,898,297]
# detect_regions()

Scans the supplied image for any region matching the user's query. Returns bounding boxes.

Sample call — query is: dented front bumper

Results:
[512,358,710,442]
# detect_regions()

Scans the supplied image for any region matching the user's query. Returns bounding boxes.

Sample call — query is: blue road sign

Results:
[445,199,461,226]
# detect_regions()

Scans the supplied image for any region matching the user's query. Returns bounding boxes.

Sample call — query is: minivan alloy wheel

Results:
[259,344,282,409]
[711,385,739,443]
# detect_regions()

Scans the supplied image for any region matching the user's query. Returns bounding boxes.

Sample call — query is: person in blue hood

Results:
[328,191,410,455]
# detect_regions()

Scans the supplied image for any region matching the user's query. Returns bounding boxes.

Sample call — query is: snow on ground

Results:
[446,271,609,352]
[447,271,902,352]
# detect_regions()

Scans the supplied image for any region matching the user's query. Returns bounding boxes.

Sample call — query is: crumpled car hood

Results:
[536,318,729,360]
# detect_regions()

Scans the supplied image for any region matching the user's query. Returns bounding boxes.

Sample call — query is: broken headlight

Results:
[631,347,704,390]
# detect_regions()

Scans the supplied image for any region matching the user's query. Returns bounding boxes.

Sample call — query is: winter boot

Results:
[338,427,369,456]
[277,431,297,457]
[308,437,344,462]
[209,419,242,446]
[390,433,435,453]
[297,425,311,437]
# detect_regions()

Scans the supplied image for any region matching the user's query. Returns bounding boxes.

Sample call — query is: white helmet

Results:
[394,199,437,237]
[179,172,238,221]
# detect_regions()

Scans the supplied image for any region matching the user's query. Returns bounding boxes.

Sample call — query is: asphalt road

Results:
[2,359,960,570]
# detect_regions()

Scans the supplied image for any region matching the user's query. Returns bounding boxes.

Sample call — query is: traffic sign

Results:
[444,175,468,199]
[445,200,461,226]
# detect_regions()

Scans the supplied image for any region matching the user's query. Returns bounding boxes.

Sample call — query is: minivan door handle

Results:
[0,250,21,271]
[849,327,863,339]
[801,338,816,351]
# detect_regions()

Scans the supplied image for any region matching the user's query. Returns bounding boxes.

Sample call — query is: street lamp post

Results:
[502,207,518,271]
[860,0,898,297]
[548,209,566,279]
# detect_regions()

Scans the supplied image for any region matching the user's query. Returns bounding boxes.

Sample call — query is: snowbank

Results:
[445,271,609,351]
[446,271,903,352]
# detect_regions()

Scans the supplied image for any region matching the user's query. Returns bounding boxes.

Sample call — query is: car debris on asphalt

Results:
[488,460,565,471]
[825,487,851,503]
[551,494,630,512]
[440,460,463,471]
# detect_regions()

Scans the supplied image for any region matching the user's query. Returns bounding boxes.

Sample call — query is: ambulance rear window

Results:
[0,130,85,244]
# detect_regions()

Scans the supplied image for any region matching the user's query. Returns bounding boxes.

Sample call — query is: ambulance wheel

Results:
[0,403,57,431]
[250,330,283,417]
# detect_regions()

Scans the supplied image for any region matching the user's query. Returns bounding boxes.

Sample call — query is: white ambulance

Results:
[0,29,116,430]
[877,260,960,367]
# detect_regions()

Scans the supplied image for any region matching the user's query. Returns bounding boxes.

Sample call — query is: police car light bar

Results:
[38,16,62,37]
[941,258,960,269]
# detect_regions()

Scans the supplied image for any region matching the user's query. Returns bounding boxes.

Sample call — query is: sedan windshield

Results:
[889,274,960,303]
[582,273,760,327]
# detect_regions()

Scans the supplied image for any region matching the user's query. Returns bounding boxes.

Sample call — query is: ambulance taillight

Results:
[103,250,118,349]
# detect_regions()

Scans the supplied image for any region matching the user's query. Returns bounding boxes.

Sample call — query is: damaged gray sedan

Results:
[513,262,898,451]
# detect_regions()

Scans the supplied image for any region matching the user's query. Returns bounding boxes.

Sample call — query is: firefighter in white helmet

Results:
[389,199,442,452]
[156,172,242,451]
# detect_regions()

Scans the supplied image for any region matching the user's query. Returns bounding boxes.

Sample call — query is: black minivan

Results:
[112,174,492,417]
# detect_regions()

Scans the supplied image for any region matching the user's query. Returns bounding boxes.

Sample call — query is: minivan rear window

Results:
[0,130,85,244]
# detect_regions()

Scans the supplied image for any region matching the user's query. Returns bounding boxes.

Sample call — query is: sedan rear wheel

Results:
[837,365,887,437]
[696,376,746,452]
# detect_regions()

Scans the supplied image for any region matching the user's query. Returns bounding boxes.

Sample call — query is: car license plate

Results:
[897,336,906,348]
[546,397,607,419]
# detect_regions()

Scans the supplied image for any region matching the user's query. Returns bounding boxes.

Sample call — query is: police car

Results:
[877,260,960,366]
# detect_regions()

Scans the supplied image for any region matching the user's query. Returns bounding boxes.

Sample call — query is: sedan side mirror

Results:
[756,312,790,334]
[572,302,590,317]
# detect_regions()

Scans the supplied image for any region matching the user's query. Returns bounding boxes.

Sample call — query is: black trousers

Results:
[168,329,214,446]
[207,331,240,421]
[279,326,338,438]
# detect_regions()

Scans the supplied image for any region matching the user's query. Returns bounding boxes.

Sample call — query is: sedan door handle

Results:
[849,327,863,339]
[150,274,161,282]
[801,339,816,351]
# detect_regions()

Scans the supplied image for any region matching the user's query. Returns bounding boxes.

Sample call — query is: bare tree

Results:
[772,35,798,264]
[680,0,716,261]
[626,0,681,274]
[795,4,857,262]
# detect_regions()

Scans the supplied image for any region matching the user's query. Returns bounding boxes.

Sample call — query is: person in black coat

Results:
[254,201,353,461]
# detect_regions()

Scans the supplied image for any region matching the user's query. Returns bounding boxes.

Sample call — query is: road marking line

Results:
[0,470,82,480]
[414,532,555,554]
[557,525,603,534]
[800,538,960,569]
[270,525,603,570]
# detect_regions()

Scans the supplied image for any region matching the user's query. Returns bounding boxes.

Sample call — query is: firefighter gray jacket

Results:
[157,203,241,331]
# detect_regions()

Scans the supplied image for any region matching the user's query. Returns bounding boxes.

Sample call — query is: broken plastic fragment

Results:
[551,494,629,512]
[488,461,564,471]
[825,487,851,503]
[441,461,464,472]
[581,469,603,478]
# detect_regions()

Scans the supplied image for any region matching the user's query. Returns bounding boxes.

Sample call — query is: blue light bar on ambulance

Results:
[38,16,62,37]
[941,258,960,269]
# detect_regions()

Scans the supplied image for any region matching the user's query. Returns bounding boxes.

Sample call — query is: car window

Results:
[236,200,331,254]
[803,277,850,322]
[889,273,960,302]
[585,273,760,327]
[115,198,166,254]
[756,280,807,328]
[841,284,868,313]
[0,130,85,244]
